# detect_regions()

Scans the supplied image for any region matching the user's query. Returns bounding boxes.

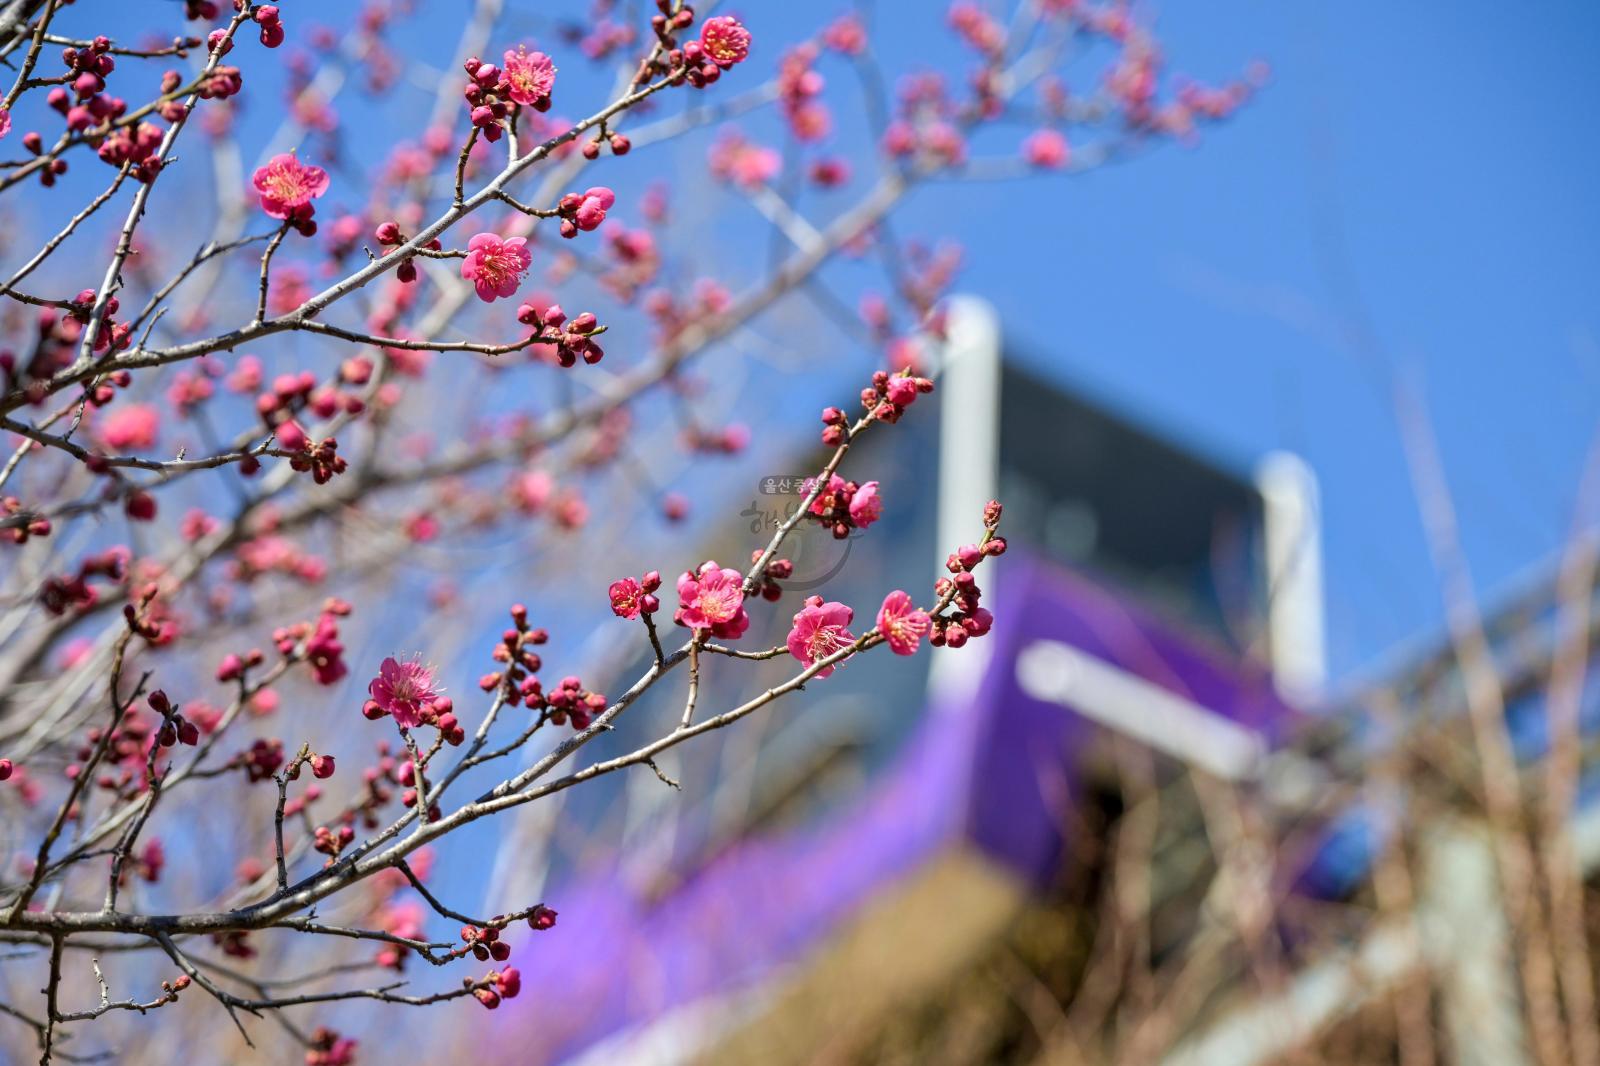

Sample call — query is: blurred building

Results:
[1163,546,1600,1066]
[474,298,1352,1064]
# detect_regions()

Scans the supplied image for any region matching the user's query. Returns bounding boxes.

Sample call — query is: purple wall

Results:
[483,553,1301,1063]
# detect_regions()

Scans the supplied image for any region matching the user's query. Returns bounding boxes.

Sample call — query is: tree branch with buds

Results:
[0,0,1258,1060]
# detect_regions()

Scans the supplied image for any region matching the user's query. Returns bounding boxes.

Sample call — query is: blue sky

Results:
[875,0,1600,684]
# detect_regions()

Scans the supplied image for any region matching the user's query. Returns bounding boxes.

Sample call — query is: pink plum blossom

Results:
[573,186,615,231]
[461,232,531,303]
[180,509,218,541]
[306,613,348,685]
[923,121,967,166]
[377,900,426,969]
[512,469,552,513]
[98,403,160,450]
[877,590,931,656]
[823,14,867,55]
[1023,129,1070,169]
[502,46,556,107]
[787,596,856,677]
[609,578,644,618]
[609,572,661,619]
[675,560,750,639]
[848,480,882,528]
[709,131,781,189]
[805,474,848,518]
[268,263,311,315]
[367,656,440,729]
[885,376,919,407]
[553,491,589,529]
[700,17,752,68]
[250,152,329,219]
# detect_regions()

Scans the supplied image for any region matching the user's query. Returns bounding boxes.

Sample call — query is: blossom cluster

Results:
[636,5,753,92]
[542,676,608,730]
[64,688,198,807]
[556,186,616,238]
[476,605,601,731]
[748,554,794,603]
[516,301,606,365]
[2,495,51,544]
[591,367,1003,688]
[933,500,1008,648]
[462,47,557,140]
[66,289,133,356]
[272,601,352,687]
[804,475,882,539]
[39,547,128,615]
[474,966,524,1010]
[862,369,936,425]
[252,4,285,49]
[479,603,548,704]
[609,571,663,619]
[374,220,442,285]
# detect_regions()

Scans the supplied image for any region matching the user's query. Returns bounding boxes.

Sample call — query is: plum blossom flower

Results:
[502,45,556,107]
[877,590,931,655]
[730,145,780,187]
[511,469,552,513]
[787,596,856,677]
[268,262,311,315]
[378,901,426,969]
[573,186,614,231]
[1023,129,1070,169]
[0,109,11,139]
[810,157,850,187]
[708,130,780,189]
[180,509,218,541]
[305,613,348,685]
[675,560,750,639]
[609,571,661,619]
[805,474,847,518]
[848,480,882,528]
[885,375,919,407]
[461,232,531,303]
[98,403,160,450]
[136,839,165,883]
[922,121,967,166]
[823,14,867,55]
[609,579,642,618]
[949,1,1005,54]
[250,152,329,220]
[553,491,589,529]
[883,121,916,157]
[700,16,752,68]
[367,656,440,729]
[801,474,884,536]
